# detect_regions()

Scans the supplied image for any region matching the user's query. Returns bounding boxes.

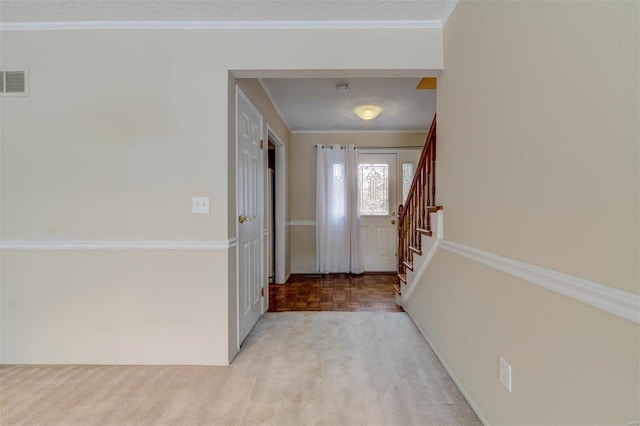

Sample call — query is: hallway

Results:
[269,273,403,312]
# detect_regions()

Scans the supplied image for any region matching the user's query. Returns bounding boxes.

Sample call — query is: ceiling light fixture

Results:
[353,104,383,121]
[336,82,350,93]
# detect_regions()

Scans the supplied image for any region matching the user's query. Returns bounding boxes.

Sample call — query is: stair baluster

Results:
[396,115,442,294]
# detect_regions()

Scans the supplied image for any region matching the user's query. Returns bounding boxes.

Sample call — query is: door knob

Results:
[391,219,396,225]
[239,215,252,224]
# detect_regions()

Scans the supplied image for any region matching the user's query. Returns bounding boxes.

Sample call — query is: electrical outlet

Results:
[500,356,512,393]
[192,196,210,214]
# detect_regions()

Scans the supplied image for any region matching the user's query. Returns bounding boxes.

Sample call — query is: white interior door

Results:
[237,86,263,345]
[358,153,398,271]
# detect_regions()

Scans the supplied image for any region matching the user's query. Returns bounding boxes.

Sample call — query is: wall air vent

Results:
[0,69,29,96]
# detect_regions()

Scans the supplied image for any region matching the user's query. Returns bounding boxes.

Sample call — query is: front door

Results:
[236,86,263,345]
[358,153,398,271]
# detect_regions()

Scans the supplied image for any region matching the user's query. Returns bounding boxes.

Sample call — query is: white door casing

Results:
[358,153,398,272]
[267,168,274,284]
[267,127,287,285]
[236,86,264,346]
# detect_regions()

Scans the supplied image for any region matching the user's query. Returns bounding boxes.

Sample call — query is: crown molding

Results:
[291,129,429,134]
[0,239,237,250]
[0,20,442,31]
[257,78,291,131]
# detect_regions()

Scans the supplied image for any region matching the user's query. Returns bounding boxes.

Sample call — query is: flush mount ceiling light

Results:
[353,104,383,121]
[336,82,350,93]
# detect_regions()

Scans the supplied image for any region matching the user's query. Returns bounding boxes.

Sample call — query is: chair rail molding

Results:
[439,240,640,325]
[0,239,237,250]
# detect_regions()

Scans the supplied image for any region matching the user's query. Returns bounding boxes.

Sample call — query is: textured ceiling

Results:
[0,0,457,23]
[260,78,436,132]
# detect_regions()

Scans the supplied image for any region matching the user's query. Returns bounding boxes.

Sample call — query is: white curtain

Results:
[316,144,364,274]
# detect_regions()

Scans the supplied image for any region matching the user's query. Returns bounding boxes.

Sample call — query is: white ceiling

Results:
[260,78,436,132]
[0,1,457,24]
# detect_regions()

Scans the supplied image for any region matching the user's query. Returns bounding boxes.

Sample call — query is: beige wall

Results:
[289,131,428,273]
[438,1,639,293]
[406,1,640,424]
[2,250,229,365]
[406,250,639,425]
[0,26,442,364]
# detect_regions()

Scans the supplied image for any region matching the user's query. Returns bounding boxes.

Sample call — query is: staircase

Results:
[395,115,443,303]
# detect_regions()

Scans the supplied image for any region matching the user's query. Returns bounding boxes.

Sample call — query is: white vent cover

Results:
[0,69,29,96]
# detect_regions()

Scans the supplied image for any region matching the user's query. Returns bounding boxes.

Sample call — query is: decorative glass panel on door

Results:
[402,163,414,203]
[358,163,389,215]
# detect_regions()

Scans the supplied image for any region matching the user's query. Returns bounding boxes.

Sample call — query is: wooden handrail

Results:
[397,114,441,287]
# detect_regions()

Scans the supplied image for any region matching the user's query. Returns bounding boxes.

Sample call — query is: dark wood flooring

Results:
[268,273,403,312]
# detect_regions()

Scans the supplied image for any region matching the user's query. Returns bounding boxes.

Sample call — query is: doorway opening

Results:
[231,70,436,350]
[267,141,276,284]
[266,126,287,286]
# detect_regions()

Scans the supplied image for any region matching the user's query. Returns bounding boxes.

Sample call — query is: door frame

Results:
[357,147,422,271]
[266,125,287,286]
[235,85,265,350]
[357,151,399,272]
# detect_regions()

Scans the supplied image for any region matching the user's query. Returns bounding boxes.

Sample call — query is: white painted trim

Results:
[285,222,291,227]
[439,240,640,325]
[0,20,442,32]
[234,70,437,79]
[406,314,489,426]
[0,239,236,250]
[291,129,429,134]
[267,125,287,286]
[288,220,316,226]
[258,79,291,130]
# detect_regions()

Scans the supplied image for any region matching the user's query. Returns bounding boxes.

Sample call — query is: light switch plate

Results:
[500,356,512,393]
[192,196,210,214]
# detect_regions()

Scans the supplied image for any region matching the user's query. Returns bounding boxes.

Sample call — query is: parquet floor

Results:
[268,273,403,312]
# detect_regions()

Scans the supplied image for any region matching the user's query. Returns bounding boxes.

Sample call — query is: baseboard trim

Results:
[406,313,489,426]
[0,239,237,250]
[439,240,640,325]
[402,240,440,301]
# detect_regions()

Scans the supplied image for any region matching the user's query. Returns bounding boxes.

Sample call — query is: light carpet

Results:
[0,312,481,425]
